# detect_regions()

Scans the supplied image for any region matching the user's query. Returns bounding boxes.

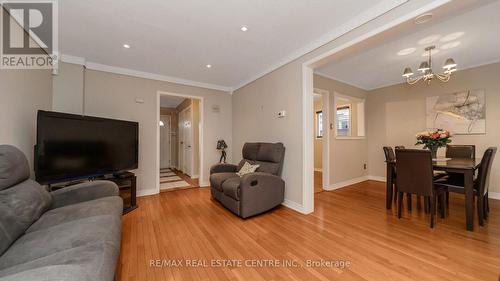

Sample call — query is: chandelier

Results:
[402,45,457,85]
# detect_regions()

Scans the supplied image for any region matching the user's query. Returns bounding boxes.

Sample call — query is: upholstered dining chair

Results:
[443,145,476,204]
[446,145,476,159]
[435,147,497,226]
[383,146,397,203]
[395,149,446,228]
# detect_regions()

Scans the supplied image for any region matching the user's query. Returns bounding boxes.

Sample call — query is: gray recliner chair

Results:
[209,142,285,218]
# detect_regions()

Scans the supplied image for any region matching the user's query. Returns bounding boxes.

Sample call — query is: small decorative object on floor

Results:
[415,129,452,159]
[217,139,228,163]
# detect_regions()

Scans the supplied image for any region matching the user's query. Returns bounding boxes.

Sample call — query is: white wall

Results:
[232,0,447,211]
[52,62,232,196]
[367,62,500,193]
[52,62,84,114]
[314,75,368,185]
[0,69,53,175]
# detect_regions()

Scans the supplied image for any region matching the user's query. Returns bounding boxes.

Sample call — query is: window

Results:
[316,111,323,138]
[333,93,365,139]
[336,106,351,136]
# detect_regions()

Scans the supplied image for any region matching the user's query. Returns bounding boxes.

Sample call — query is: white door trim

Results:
[313,88,330,190]
[300,0,451,214]
[160,114,172,168]
[156,91,204,195]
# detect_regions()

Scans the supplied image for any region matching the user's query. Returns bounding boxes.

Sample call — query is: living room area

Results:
[1,1,500,281]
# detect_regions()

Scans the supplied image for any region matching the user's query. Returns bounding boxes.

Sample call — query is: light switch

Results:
[278,110,286,118]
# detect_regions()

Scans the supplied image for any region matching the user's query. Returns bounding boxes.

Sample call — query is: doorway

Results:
[157,93,203,192]
[312,88,330,194]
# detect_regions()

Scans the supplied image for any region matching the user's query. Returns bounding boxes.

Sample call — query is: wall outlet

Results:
[278,110,286,118]
[363,163,367,170]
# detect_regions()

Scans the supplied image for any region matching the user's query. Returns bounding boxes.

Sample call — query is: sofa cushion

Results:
[0,180,52,255]
[209,172,238,191]
[0,215,121,271]
[241,143,260,161]
[26,196,123,233]
[0,145,30,191]
[222,177,241,200]
[255,161,281,176]
[256,143,284,163]
[0,243,119,281]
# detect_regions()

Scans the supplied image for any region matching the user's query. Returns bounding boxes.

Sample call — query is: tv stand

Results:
[99,172,137,214]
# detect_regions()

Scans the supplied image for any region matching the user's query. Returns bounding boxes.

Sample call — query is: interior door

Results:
[160,115,171,169]
[178,110,184,172]
[183,106,193,176]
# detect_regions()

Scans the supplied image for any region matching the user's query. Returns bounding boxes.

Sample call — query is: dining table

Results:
[386,157,481,231]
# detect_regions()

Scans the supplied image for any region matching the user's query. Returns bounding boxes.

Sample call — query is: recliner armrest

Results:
[210,163,238,174]
[50,180,119,210]
[239,172,285,218]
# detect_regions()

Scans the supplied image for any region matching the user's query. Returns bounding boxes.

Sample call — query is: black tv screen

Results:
[35,110,139,184]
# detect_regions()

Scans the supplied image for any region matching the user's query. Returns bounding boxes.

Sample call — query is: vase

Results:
[429,147,438,159]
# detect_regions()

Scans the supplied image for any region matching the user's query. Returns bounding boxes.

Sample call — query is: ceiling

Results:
[160,95,186,108]
[58,0,407,91]
[315,0,500,90]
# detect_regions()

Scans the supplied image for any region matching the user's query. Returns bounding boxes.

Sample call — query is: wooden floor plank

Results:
[118,181,500,281]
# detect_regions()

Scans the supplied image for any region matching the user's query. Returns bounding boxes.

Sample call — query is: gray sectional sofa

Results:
[0,145,122,281]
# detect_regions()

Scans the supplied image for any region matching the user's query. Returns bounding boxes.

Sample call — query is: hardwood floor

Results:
[314,171,323,193]
[117,180,500,281]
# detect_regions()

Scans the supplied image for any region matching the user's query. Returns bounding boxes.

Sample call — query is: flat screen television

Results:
[35,110,139,184]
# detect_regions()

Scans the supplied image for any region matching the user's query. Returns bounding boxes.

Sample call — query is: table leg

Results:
[386,163,393,209]
[464,170,474,231]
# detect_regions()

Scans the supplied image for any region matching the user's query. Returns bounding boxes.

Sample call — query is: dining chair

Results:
[383,146,397,203]
[446,145,476,159]
[395,149,446,228]
[444,145,476,204]
[435,147,497,226]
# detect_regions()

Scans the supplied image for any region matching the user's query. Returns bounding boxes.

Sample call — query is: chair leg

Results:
[477,195,485,226]
[407,193,412,211]
[424,196,430,214]
[430,194,436,228]
[439,193,446,218]
[485,192,490,218]
[393,183,398,203]
[397,192,403,219]
[446,191,450,207]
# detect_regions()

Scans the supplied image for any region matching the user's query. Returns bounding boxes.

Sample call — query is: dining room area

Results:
[384,138,496,231]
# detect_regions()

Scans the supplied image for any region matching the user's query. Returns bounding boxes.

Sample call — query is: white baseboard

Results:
[314,168,322,172]
[191,174,200,179]
[282,199,309,214]
[489,192,500,200]
[199,181,210,187]
[325,176,369,191]
[137,188,158,197]
[367,175,386,182]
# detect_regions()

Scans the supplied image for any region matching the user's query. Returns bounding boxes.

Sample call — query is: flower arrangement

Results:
[415,129,452,158]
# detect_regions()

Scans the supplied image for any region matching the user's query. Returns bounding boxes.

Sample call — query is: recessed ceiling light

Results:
[240,26,248,32]
[397,47,416,56]
[206,64,212,68]
[414,13,433,24]
[123,44,131,49]
[440,41,461,50]
[418,35,440,45]
[440,32,464,42]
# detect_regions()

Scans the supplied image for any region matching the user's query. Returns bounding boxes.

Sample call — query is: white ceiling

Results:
[160,95,186,108]
[315,1,500,90]
[58,0,407,91]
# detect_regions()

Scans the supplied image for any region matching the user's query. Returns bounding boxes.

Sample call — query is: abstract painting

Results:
[426,89,486,135]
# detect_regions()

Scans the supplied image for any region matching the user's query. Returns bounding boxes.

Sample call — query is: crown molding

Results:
[59,54,233,93]
[232,0,409,92]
